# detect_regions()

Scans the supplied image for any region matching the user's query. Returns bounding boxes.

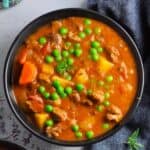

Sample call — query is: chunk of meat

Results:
[52,107,68,122]
[106,105,123,122]
[119,62,128,79]
[70,119,77,125]
[74,69,89,84]
[46,123,64,138]
[68,32,81,42]
[26,80,39,95]
[87,90,104,104]
[70,91,93,106]
[109,47,120,63]
[70,91,81,102]
[26,39,42,50]
[19,61,37,85]
[26,95,44,113]
[81,99,93,106]
[49,33,62,49]
[48,99,61,106]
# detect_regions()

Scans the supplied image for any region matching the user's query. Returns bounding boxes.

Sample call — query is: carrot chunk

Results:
[18,48,28,64]
[19,61,37,85]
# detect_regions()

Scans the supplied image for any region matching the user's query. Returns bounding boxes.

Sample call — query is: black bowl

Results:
[0,140,25,150]
[3,8,144,146]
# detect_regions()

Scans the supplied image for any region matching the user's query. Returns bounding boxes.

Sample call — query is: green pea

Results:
[69,48,74,54]
[38,86,45,94]
[106,75,113,83]
[74,49,82,57]
[74,43,81,49]
[91,41,100,48]
[67,58,74,65]
[84,28,92,35]
[96,105,104,112]
[51,92,59,100]
[86,89,92,95]
[45,105,53,113]
[52,80,61,88]
[102,123,110,129]
[55,55,62,62]
[56,86,64,95]
[103,100,110,106]
[45,119,54,127]
[75,131,83,138]
[65,42,71,48]
[43,91,50,99]
[59,27,68,35]
[90,48,98,55]
[45,55,54,63]
[97,47,103,53]
[62,50,69,57]
[52,49,60,57]
[104,92,110,99]
[59,92,67,98]
[84,18,91,25]
[86,131,94,139]
[72,124,79,132]
[98,81,104,86]
[64,87,72,95]
[39,37,47,45]
[78,32,86,39]
[76,84,84,92]
[94,27,101,34]
[91,54,99,61]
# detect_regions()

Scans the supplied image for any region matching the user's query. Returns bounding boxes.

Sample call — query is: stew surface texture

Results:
[12,17,138,141]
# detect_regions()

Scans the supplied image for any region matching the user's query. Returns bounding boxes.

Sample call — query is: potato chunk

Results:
[52,75,74,87]
[41,63,54,75]
[74,69,89,84]
[34,113,49,130]
[97,56,114,74]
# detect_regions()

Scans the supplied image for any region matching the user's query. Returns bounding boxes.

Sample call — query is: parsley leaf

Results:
[55,59,72,75]
[127,128,143,150]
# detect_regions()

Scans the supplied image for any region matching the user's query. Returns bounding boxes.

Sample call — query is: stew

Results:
[12,17,138,141]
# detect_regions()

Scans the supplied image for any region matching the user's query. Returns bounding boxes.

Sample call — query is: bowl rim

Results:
[3,8,144,146]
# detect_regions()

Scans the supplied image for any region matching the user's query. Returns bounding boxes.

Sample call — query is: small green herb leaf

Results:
[127,129,143,150]
[55,59,72,75]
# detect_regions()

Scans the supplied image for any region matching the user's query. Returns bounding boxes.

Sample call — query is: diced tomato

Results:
[41,42,51,55]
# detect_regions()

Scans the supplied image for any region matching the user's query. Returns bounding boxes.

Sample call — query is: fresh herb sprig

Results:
[127,128,143,150]
[55,59,72,75]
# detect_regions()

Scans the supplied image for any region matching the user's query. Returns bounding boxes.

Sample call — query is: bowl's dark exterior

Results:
[0,140,25,150]
[3,8,144,146]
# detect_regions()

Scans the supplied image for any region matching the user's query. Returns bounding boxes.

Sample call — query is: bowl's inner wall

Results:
[4,9,144,146]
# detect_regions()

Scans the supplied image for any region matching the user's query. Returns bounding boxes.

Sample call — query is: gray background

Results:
[0,0,86,149]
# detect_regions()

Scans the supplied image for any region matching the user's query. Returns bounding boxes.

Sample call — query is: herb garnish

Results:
[55,59,72,75]
[127,128,143,150]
